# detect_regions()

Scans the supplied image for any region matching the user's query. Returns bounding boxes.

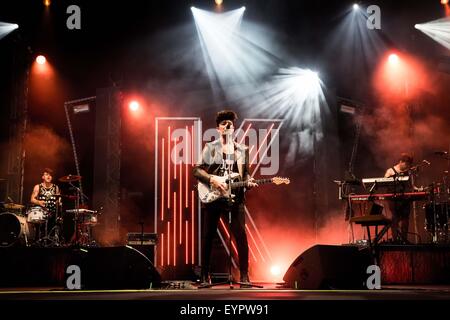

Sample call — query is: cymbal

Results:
[59,174,82,182]
[4,203,25,210]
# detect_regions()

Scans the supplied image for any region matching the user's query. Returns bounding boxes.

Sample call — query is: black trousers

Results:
[202,200,249,276]
[388,200,411,242]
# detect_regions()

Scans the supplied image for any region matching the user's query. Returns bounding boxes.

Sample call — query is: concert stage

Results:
[0,285,450,300]
[1,244,449,292]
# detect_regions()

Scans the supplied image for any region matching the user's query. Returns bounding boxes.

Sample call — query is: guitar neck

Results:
[231,178,272,188]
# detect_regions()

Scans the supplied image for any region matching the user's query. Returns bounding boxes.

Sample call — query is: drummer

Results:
[30,168,61,240]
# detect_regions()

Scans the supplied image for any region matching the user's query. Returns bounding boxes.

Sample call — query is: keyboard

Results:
[348,191,429,201]
[362,176,409,184]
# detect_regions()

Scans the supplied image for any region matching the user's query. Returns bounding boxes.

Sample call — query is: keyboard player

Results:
[384,153,415,244]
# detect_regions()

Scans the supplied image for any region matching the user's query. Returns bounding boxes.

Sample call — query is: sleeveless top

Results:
[38,183,59,215]
[387,167,412,193]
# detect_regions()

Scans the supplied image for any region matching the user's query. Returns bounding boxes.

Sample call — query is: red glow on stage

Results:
[36,55,46,65]
[373,52,430,103]
[445,4,450,16]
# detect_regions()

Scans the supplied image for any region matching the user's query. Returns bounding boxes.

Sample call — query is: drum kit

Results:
[424,171,449,243]
[0,174,100,248]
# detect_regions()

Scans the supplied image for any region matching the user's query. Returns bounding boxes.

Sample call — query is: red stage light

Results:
[388,53,399,65]
[441,0,449,5]
[270,265,282,276]
[36,55,46,65]
[44,0,51,7]
[129,100,140,111]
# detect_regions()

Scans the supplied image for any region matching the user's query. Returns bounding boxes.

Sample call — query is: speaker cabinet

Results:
[283,245,371,289]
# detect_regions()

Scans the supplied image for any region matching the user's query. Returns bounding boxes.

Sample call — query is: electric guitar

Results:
[197,172,290,203]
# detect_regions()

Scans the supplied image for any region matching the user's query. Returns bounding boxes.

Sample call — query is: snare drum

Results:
[26,206,49,224]
[0,212,30,247]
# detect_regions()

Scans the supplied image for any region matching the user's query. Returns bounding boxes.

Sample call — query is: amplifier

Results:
[126,232,158,246]
[126,233,158,264]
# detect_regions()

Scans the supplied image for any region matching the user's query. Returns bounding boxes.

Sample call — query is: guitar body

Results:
[197,173,240,204]
[197,173,290,204]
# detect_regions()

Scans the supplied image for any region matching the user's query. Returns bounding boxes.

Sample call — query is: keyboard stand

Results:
[350,214,391,265]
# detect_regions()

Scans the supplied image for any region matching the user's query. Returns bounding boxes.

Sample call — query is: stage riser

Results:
[380,247,450,284]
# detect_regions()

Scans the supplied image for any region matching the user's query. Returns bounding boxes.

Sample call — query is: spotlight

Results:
[388,53,399,65]
[270,265,281,276]
[44,0,51,7]
[215,0,223,5]
[353,3,359,10]
[442,0,449,5]
[36,55,46,65]
[129,100,140,111]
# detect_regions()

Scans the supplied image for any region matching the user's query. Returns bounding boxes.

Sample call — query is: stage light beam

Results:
[0,21,19,40]
[353,4,359,10]
[415,17,450,50]
[442,0,449,5]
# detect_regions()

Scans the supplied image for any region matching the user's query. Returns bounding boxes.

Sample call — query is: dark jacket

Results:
[193,139,250,185]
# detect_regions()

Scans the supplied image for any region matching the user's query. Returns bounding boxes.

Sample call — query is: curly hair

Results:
[215,110,238,127]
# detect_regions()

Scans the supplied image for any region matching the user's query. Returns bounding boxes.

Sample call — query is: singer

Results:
[193,110,258,287]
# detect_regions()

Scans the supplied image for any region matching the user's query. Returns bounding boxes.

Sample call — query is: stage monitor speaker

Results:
[74,246,161,289]
[283,245,371,289]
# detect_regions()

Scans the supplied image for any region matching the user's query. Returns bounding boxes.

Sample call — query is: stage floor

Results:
[1,284,450,300]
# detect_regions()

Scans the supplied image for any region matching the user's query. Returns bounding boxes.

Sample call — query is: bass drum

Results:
[0,212,31,247]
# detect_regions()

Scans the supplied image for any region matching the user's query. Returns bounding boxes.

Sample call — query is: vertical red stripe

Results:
[191,125,194,165]
[174,136,177,180]
[185,126,188,208]
[167,127,171,209]
[173,192,177,266]
[185,221,189,265]
[161,138,165,221]
[191,190,195,264]
[179,162,182,244]
[161,233,164,267]
[167,222,170,265]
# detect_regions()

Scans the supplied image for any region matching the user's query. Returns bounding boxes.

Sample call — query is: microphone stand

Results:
[69,181,89,247]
